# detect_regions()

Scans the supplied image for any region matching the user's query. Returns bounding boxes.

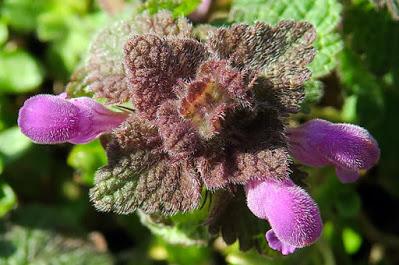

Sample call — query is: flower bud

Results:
[18,94,127,144]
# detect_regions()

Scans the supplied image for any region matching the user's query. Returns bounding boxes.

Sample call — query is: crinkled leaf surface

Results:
[68,11,193,103]
[90,147,202,215]
[0,206,112,265]
[230,0,343,78]
[208,21,316,89]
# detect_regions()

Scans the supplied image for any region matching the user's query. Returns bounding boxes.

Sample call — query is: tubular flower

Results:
[245,178,322,255]
[18,94,127,144]
[17,11,379,255]
[287,119,380,183]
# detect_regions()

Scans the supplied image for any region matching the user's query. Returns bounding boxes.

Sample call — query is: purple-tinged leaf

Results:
[207,21,316,89]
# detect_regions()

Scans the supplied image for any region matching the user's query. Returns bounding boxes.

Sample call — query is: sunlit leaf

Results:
[301,80,324,113]
[0,50,43,94]
[67,140,107,186]
[342,227,362,254]
[0,181,17,217]
[0,206,113,265]
[0,127,31,163]
[141,0,201,17]
[231,0,344,78]
[0,22,8,46]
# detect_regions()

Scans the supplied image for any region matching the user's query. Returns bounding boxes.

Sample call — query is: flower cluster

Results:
[17,12,380,255]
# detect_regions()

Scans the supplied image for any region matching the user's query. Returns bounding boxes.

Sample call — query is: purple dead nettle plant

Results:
[17,12,380,254]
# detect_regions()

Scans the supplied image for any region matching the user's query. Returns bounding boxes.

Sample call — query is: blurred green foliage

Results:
[141,0,201,17]
[0,0,398,264]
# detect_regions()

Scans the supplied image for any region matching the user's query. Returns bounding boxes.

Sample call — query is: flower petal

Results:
[18,94,127,144]
[266,229,297,255]
[245,178,322,254]
[288,119,380,182]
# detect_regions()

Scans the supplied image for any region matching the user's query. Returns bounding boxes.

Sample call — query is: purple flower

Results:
[245,178,322,255]
[287,119,380,183]
[18,94,127,144]
[188,0,213,22]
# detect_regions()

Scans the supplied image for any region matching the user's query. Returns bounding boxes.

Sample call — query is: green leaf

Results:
[0,50,43,94]
[337,48,384,127]
[0,127,31,164]
[208,21,316,90]
[90,149,202,215]
[46,13,107,79]
[138,206,210,246]
[68,11,191,103]
[0,182,17,217]
[230,0,344,78]
[0,206,113,265]
[0,22,8,46]
[1,0,47,32]
[67,140,107,186]
[140,0,201,17]
[342,227,362,254]
[1,0,90,33]
[301,80,324,113]
[162,242,211,265]
[36,8,71,42]
[343,0,399,78]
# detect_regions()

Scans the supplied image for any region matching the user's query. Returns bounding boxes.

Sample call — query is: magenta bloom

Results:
[18,94,127,144]
[288,119,380,183]
[246,178,322,255]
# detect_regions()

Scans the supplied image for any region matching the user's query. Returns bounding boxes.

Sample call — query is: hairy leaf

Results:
[207,21,316,89]
[124,34,207,119]
[69,11,193,104]
[253,77,305,114]
[196,110,289,189]
[231,0,343,78]
[90,117,201,215]
[90,150,202,215]
[157,101,202,158]
[179,59,253,139]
